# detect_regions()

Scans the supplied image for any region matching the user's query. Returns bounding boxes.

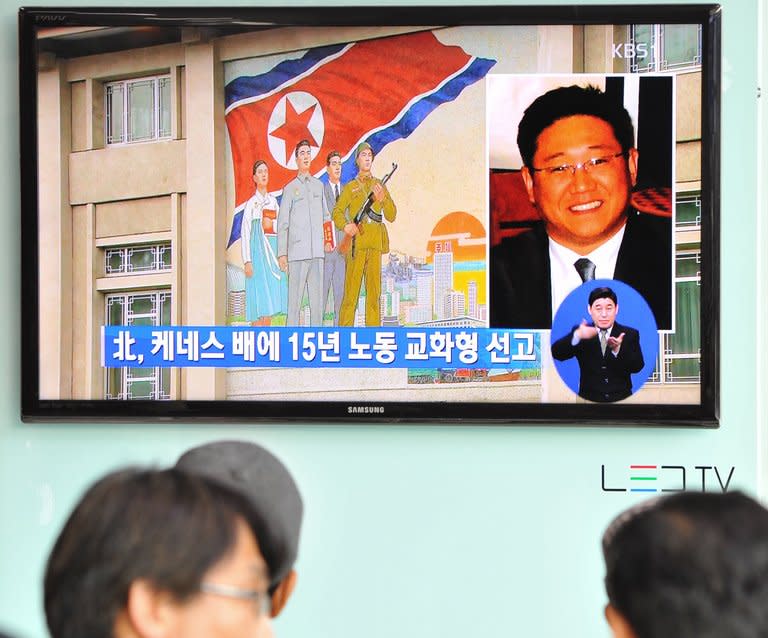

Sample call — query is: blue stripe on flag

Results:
[227,207,245,248]
[225,43,349,109]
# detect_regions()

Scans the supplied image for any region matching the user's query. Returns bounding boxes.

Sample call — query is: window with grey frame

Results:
[648,250,701,384]
[647,190,702,384]
[675,194,701,229]
[630,24,702,73]
[105,243,172,275]
[105,75,172,144]
[105,291,172,400]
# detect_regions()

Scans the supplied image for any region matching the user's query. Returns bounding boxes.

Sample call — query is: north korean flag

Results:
[226,30,496,247]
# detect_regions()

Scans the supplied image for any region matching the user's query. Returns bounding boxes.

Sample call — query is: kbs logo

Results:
[612,42,649,59]
[601,464,735,493]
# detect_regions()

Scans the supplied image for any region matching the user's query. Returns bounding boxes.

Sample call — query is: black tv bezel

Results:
[19,4,721,426]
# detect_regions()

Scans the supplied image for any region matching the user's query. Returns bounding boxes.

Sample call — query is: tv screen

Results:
[19,5,720,424]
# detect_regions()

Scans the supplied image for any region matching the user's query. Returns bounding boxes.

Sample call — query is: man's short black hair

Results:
[44,468,270,638]
[603,491,768,638]
[326,150,341,165]
[517,85,635,169]
[589,286,617,307]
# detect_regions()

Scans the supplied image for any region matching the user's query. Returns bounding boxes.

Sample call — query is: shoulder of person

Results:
[490,222,547,262]
[626,209,671,239]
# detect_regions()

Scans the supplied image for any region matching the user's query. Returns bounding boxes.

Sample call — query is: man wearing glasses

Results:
[490,84,671,330]
[44,441,303,638]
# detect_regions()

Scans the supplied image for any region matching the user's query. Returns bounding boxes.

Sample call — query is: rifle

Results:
[338,162,398,257]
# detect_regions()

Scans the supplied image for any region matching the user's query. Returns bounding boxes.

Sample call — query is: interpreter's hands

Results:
[608,332,625,355]
[574,319,598,341]
[244,262,254,278]
[278,255,288,272]
[344,223,360,237]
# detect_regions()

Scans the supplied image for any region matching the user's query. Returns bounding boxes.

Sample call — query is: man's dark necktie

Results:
[334,184,340,201]
[574,257,596,282]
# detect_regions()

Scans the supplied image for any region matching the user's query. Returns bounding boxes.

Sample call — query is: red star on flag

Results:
[270,98,319,164]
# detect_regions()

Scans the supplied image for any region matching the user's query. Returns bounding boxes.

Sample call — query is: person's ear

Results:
[521,166,536,206]
[605,603,637,638]
[270,569,297,618]
[626,148,639,187]
[122,579,178,638]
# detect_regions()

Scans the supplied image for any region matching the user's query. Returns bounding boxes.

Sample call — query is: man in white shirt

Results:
[490,84,671,330]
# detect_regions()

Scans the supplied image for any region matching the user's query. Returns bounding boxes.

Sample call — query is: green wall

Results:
[1,1,764,637]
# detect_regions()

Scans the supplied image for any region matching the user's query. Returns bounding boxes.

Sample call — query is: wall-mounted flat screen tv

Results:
[19,5,720,424]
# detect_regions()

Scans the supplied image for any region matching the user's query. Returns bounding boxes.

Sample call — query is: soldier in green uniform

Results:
[332,142,397,326]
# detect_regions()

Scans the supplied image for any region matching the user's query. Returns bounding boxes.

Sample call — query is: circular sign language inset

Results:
[550,279,659,403]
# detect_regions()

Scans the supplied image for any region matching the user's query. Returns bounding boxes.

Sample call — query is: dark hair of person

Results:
[588,286,617,307]
[517,84,635,169]
[602,491,768,638]
[252,159,267,174]
[294,139,311,157]
[326,150,341,165]
[44,468,270,638]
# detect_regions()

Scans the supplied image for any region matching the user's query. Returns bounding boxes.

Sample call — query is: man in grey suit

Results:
[277,139,330,326]
[322,150,347,325]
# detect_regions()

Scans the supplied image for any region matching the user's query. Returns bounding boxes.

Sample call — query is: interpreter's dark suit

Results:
[489,211,672,329]
[551,320,644,403]
[323,181,346,325]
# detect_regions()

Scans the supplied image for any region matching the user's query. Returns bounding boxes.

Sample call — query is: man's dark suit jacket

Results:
[489,211,671,329]
[551,320,644,403]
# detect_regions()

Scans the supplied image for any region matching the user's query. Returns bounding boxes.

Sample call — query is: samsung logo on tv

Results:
[347,406,385,414]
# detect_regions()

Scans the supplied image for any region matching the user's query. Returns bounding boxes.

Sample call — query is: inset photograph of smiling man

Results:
[488,74,674,332]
